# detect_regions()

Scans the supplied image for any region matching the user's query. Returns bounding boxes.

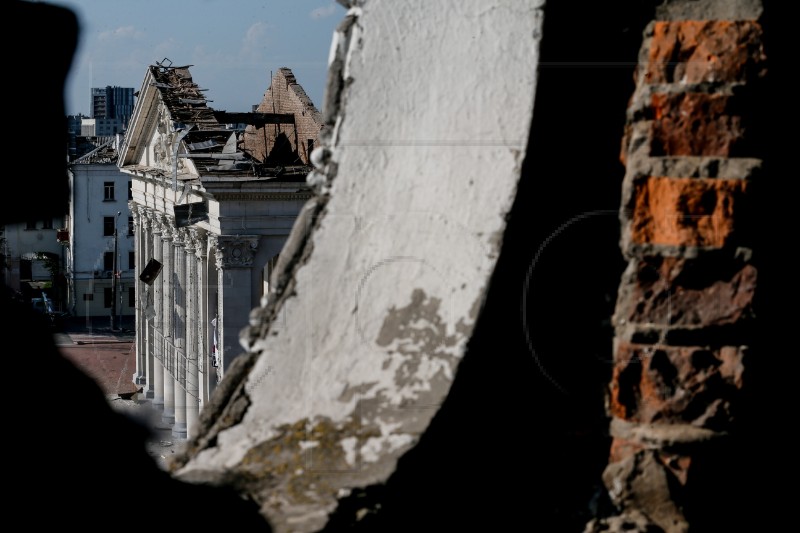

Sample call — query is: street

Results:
[54,322,138,398]
[53,317,186,469]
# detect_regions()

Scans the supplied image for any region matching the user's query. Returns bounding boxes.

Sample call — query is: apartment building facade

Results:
[90,86,135,135]
[65,137,136,321]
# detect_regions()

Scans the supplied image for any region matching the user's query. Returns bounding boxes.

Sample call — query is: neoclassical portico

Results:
[118,61,319,438]
[128,184,311,437]
[131,207,271,438]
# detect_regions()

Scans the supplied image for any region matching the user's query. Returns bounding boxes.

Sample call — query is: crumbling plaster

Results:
[175,1,546,531]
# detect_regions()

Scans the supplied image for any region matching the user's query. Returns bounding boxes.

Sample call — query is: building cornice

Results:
[210,192,312,201]
[128,168,311,199]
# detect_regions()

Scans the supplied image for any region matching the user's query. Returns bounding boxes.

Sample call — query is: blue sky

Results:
[45,0,346,116]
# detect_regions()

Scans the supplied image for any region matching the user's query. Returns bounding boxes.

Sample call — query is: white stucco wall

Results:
[68,163,135,317]
[177,1,546,531]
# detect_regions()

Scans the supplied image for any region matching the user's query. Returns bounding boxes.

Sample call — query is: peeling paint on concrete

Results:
[176,1,546,531]
[339,436,358,466]
[360,433,414,463]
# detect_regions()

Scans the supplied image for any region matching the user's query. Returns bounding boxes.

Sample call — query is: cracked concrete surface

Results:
[172,1,546,531]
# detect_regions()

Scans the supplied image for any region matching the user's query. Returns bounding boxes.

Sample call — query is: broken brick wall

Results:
[360,2,652,531]
[244,67,324,165]
[588,0,791,530]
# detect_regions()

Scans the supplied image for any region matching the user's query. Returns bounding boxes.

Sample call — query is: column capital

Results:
[173,226,190,248]
[182,228,197,253]
[213,235,260,269]
[129,204,140,223]
[149,211,165,235]
[134,205,151,230]
[190,228,208,259]
[160,216,177,241]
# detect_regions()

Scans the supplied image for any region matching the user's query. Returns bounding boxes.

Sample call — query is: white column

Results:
[131,206,146,386]
[213,235,260,379]
[150,213,165,408]
[196,231,209,410]
[212,235,226,382]
[206,234,221,400]
[161,219,175,426]
[139,207,155,394]
[171,227,188,439]
[185,230,200,438]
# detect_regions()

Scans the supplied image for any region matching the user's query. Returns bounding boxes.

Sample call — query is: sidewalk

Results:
[59,315,136,340]
[56,316,187,470]
[55,316,138,397]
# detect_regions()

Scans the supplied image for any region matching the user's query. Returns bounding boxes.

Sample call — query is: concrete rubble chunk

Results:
[173,1,546,531]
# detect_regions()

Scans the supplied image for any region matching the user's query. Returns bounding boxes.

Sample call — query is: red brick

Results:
[244,68,324,165]
[609,343,744,428]
[617,255,756,327]
[650,92,746,156]
[631,176,748,247]
[645,21,766,84]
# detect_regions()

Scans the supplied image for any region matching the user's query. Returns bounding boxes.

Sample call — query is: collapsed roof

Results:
[118,58,312,183]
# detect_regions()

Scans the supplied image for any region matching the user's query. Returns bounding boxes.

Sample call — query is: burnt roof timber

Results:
[179,153,247,160]
[213,111,296,125]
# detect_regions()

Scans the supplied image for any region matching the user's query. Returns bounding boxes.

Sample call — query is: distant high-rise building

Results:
[88,86,135,136]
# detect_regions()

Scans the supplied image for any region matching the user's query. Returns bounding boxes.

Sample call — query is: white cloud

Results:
[98,25,140,41]
[241,21,270,59]
[310,3,337,20]
[153,38,180,61]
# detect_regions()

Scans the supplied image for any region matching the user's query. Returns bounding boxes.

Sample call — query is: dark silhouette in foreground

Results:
[6,2,270,529]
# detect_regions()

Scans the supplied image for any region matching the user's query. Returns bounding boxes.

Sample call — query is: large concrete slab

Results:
[175,1,546,531]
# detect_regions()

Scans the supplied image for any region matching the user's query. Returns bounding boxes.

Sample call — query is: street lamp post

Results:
[110,211,121,331]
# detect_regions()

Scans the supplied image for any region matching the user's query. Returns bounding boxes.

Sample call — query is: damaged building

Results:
[5,0,790,531]
[118,60,323,439]
[166,1,787,531]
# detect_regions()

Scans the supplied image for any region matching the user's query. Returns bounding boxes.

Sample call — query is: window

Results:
[128,181,133,200]
[103,216,115,236]
[128,216,134,236]
[129,287,135,308]
[104,288,112,308]
[83,293,94,301]
[129,251,135,270]
[104,252,114,272]
[42,218,53,229]
[104,181,115,201]
[26,220,37,230]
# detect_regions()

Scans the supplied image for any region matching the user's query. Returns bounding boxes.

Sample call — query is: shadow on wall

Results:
[322,1,650,531]
[323,2,789,532]
[265,131,302,166]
